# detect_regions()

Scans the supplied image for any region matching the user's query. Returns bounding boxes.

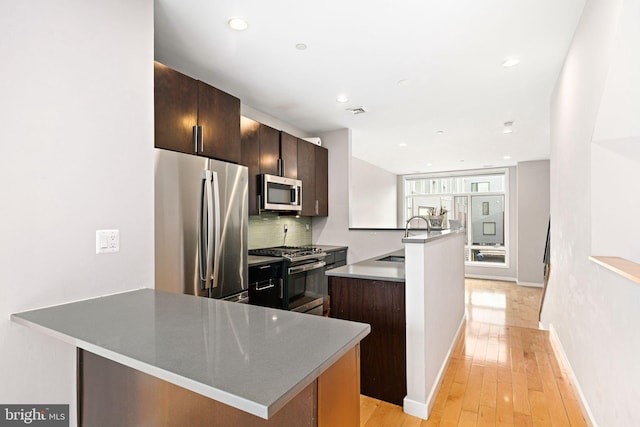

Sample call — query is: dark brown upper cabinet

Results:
[297,139,328,217]
[315,145,329,216]
[280,132,298,179]
[297,139,316,216]
[258,125,281,176]
[241,117,280,215]
[154,62,198,155]
[154,61,240,163]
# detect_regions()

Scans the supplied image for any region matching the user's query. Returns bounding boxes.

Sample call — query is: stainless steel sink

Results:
[376,255,405,262]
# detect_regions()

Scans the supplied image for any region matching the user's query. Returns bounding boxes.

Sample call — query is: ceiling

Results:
[154,0,585,175]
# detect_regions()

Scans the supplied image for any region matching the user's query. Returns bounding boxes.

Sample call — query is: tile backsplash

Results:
[248,212,312,249]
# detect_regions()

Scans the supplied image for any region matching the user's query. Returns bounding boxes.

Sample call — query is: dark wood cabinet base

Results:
[329,277,406,405]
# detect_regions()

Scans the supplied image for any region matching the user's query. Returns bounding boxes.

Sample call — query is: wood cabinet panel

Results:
[259,126,280,176]
[154,62,198,154]
[329,277,406,405]
[315,145,329,216]
[197,81,240,163]
[240,117,260,215]
[297,139,316,216]
[318,345,360,427]
[280,132,298,178]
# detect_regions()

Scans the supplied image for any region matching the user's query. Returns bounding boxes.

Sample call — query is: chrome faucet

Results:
[404,215,431,237]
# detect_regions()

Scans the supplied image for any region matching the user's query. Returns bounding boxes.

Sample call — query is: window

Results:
[403,170,508,266]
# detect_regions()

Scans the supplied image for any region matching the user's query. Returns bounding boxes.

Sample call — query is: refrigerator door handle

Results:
[201,170,215,290]
[211,170,221,289]
[198,175,206,286]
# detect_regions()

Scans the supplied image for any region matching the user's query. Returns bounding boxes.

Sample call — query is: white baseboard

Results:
[548,324,597,427]
[403,397,428,420]
[516,280,544,288]
[403,315,467,420]
[465,274,517,282]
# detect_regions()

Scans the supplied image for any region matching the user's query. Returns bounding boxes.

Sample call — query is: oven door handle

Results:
[288,261,326,275]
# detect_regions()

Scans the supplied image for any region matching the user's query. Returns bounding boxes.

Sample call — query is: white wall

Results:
[590,0,640,264]
[312,129,405,263]
[541,0,640,425]
[0,1,154,425]
[517,160,550,286]
[350,157,398,228]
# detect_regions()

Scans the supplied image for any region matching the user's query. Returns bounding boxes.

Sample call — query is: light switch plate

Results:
[96,229,120,254]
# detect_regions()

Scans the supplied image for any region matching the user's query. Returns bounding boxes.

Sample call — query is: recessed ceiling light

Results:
[295,43,307,50]
[397,79,412,87]
[503,120,514,134]
[503,155,511,160]
[336,95,349,103]
[399,143,407,147]
[436,130,445,135]
[228,17,248,31]
[502,58,520,67]
[426,163,433,167]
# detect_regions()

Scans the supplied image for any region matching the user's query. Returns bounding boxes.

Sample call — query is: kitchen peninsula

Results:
[12,289,369,426]
[327,229,465,420]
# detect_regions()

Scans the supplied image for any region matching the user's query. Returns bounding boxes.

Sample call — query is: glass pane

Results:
[470,195,504,246]
[471,249,506,263]
[453,196,468,230]
[463,175,505,193]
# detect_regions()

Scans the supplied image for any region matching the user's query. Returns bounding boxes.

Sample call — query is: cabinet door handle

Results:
[193,125,203,153]
[277,158,284,177]
[315,200,319,215]
[193,126,198,153]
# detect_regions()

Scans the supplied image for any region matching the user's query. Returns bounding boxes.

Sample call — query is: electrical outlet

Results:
[283,224,288,233]
[96,229,120,254]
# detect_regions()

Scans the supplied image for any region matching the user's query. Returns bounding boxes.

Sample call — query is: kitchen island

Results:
[327,229,465,420]
[326,250,406,405]
[12,289,370,426]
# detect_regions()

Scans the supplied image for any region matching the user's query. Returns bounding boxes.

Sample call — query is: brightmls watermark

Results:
[0,405,68,426]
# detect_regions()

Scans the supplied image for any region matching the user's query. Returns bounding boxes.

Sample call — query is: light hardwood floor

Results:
[359,279,586,426]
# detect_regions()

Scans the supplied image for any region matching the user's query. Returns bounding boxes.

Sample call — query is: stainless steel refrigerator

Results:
[154,148,248,301]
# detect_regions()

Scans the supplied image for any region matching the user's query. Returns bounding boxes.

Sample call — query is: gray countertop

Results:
[325,249,405,282]
[11,289,369,419]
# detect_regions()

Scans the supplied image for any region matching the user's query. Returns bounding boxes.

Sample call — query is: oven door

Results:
[285,259,325,314]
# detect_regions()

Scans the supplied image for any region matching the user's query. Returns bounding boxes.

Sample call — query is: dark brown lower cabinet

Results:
[329,277,406,405]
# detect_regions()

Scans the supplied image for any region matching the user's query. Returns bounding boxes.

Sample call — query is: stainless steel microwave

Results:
[260,174,302,212]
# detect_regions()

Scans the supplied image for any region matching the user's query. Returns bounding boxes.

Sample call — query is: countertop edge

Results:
[325,271,405,282]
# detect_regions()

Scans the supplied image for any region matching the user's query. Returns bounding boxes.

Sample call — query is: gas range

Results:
[249,246,326,262]
[249,246,328,316]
